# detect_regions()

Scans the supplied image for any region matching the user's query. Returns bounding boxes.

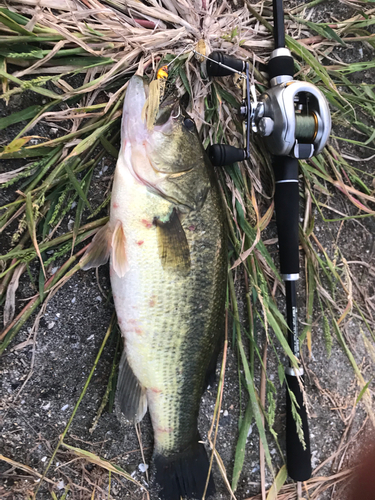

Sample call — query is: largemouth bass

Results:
[82,75,227,499]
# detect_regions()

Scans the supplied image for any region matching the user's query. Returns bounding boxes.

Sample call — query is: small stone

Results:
[223,410,228,417]
[71,297,76,304]
[57,480,65,490]
[41,456,47,462]
[87,334,94,341]
[138,463,149,473]
[95,295,102,302]
[47,322,55,329]
[61,404,69,412]
[42,402,51,410]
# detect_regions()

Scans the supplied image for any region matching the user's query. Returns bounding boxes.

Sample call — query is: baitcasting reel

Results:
[204,48,331,166]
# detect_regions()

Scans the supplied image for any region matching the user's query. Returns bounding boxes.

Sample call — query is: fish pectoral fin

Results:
[80,222,112,270]
[81,221,128,277]
[112,220,128,278]
[116,350,147,424]
[155,208,190,272]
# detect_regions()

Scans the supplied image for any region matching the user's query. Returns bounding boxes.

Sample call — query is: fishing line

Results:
[166,43,195,68]
[295,114,317,142]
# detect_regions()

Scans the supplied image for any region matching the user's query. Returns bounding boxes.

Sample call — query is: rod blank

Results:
[273,0,286,48]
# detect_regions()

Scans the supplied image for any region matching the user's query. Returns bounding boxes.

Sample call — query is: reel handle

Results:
[206,51,245,77]
[286,370,312,481]
[207,144,247,167]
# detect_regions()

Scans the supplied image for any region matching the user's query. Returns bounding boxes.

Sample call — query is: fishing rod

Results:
[204,0,331,484]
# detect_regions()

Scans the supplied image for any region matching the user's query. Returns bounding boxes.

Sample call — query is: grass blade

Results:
[25,192,45,278]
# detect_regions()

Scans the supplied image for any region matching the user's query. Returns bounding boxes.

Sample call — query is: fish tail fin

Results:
[153,438,215,500]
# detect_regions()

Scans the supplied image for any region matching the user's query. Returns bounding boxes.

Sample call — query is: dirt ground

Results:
[1,2,375,500]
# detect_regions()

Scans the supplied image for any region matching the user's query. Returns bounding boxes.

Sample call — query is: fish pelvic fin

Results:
[80,222,112,270]
[154,208,190,273]
[111,220,128,278]
[152,438,215,500]
[115,349,147,424]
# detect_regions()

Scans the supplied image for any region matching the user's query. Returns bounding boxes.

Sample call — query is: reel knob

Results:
[207,144,247,166]
[206,51,246,77]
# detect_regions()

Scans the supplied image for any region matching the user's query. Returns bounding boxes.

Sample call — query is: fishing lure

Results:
[142,65,169,130]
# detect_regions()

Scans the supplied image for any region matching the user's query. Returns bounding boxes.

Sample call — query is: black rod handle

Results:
[206,51,245,77]
[286,370,311,481]
[207,144,247,167]
[272,156,299,277]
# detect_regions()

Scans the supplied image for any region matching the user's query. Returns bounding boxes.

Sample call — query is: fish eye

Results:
[183,118,195,130]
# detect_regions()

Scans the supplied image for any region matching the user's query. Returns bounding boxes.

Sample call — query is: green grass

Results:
[0,0,375,498]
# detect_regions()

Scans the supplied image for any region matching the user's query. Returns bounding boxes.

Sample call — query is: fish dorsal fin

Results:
[112,221,128,278]
[154,209,190,273]
[80,222,112,270]
[116,349,147,424]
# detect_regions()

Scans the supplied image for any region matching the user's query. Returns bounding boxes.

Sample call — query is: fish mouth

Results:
[122,74,180,143]
[124,74,149,113]
[122,75,149,143]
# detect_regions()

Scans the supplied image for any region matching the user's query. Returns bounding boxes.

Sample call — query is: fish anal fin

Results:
[112,221,128,278]
[80,223,112,271]
[155,209,190,273]
[116,349,147,424]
